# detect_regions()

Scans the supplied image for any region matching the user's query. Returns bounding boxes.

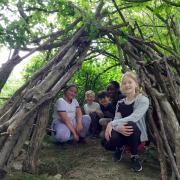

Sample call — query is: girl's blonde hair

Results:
[120,71,140,95]
[85,90,95,99]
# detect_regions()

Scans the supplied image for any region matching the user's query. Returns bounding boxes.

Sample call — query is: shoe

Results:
[131,155,142,172]
[46,129,52,136]
[90,134,99,139]
[113,147,124,162]
[78,137,86,144]
[101,138,107,147]
[99,130,105,138]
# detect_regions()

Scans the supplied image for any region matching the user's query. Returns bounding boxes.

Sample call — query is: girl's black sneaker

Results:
[131,155,142,172]
[113,147,124,162]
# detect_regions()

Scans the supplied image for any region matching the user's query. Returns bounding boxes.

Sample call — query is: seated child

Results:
[102,71,149,172]
[97,90,116,136]
[107,80,124,109]
[84,90,103,138]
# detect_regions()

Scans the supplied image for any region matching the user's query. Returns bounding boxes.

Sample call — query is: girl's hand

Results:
[95,110,103,117]
[105,122,112,141]
[117,123,133,136]
[73,132,79,142]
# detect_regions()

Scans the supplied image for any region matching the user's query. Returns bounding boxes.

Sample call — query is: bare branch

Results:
[17,0,29,21]
[146,6,167,24]
[25,7,60,13]
[162,0,180,7]
[112,0,127,23]
[134,21,144,40]
[123,0,151,2]
[30,18,82,44]
[90,47,119,61]
[95,0,104,19]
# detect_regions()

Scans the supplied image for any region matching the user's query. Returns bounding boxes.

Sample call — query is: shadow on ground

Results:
[5,137,161,180]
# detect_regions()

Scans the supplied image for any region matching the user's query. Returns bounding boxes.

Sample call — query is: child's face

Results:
[99,97,110,107]
[65,87,77,100]
[86,94,95,104]
[121,76,137,95]
[107,84,118,98]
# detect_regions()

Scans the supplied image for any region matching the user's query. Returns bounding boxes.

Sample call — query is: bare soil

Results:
[5,137,161,180]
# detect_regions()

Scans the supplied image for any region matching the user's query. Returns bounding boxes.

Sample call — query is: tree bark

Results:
[23,100,52,173]
[0,54,20,93]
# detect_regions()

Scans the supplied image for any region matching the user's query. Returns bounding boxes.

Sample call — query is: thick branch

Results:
[95,0,104,19]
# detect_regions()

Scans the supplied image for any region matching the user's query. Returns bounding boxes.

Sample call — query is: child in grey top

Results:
[102,71,149,172]
[84,90,103,138]
[84,90,102,116]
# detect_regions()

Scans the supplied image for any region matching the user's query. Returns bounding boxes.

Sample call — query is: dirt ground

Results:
[5,137,161,180]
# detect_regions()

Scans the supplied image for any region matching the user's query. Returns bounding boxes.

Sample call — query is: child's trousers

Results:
[52,115,91,142]
[101,121,141,155]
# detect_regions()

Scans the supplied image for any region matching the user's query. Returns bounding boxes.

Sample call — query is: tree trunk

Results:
[0,53,20,93]
[23,100,52,173]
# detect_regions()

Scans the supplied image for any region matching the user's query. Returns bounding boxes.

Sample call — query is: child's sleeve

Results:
[84,104,89,114]
[96,103,103,113]
[114,100,122,119]
[56,98,66,112]
[74,99,80,108]
[112,96,149,128]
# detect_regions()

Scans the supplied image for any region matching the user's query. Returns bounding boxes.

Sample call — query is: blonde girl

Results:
[102,71,149,172]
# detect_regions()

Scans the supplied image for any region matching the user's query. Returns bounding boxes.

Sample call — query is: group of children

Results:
[51,71,149,172]
[84,81,123,138]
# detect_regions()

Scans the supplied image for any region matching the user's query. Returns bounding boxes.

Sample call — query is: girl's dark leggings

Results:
[89,112,102,135]
[101,121,141,155]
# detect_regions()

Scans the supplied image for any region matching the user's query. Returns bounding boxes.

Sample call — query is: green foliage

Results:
[22,53,47,80]
[0,0,179,51]
[0,0,81,48]
[0,0,180,105]
[2,20,30,48]
[87,23,100,40]
[0,72,25,107]
[70,58,122,105]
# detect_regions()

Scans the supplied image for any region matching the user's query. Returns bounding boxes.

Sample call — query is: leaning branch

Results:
[162,0,180,7]
[112,0,127,23]
[29,18,82,44]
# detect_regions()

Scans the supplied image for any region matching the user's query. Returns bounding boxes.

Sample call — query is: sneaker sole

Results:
[131,166,143,172]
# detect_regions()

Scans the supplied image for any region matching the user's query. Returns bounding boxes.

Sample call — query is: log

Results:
[23,100,52,173]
